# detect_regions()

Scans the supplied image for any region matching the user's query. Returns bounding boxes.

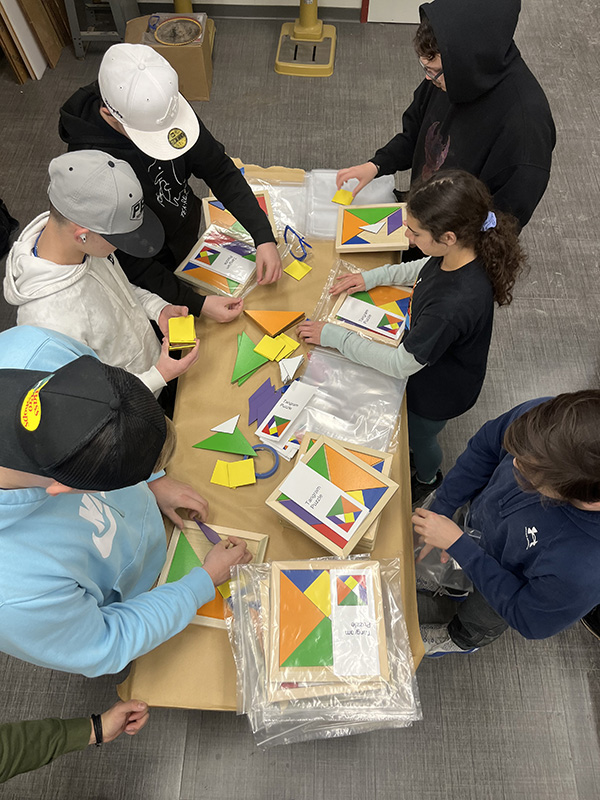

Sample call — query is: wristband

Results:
[91,713,103,747]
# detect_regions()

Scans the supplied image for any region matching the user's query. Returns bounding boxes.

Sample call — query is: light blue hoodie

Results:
[0,326,214,677]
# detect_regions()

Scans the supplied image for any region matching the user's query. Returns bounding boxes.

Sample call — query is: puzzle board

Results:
[335,203,409,253]
[157,522,268,629]
[329,284,413,347]
[202,190,277,239]
[268,560,389,694]
[175,232,257,298]
[266,435,398,557]
[297,435,393,551]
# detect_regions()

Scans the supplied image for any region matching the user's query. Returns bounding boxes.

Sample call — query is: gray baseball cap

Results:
[47,150,165,257]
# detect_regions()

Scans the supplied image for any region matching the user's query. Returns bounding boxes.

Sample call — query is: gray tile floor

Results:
[0,4,599,798]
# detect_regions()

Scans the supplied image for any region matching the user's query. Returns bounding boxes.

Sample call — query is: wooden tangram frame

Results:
[329,284,413,347]
[202,189,277,239]
[157,522,268,629]
[267,560,389,700]
[266,435,398,557]
[175,230,256,298]
[335,203,408,253]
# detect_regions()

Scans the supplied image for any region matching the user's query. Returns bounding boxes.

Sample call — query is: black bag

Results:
[0,198,19,258]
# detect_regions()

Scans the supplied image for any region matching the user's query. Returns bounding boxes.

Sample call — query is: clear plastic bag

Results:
[245,177,309,238]
[226,557,422,747]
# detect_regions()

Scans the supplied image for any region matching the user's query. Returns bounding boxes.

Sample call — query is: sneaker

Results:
[411,470,443,508]
[581,606,600,641]
[420,623,478,657]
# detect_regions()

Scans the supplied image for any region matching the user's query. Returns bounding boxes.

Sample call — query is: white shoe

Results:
[420,623,478,657]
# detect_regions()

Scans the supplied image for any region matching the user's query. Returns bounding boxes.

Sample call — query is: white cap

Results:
[48,150,164,257]
[98,43,200,160]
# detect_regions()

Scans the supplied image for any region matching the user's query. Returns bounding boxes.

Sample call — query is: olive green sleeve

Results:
[0,716,90,783]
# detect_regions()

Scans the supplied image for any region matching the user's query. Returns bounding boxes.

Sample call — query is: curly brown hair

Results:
[414,15,439,61]
[406,170,526,306]
[503,391,600,504]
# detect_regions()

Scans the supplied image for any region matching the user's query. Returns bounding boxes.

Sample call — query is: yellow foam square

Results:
[168,314,196,350]
[332,189,354,206]
[254,335,286,361]
[274,333,300,361]
[227,459,256,488]
[217,579,232,599]
[284,260,312,281]
[210,460,230,487]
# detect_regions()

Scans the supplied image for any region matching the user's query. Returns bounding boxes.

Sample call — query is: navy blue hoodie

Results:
[430,399,600,639]
[370,0,556,228]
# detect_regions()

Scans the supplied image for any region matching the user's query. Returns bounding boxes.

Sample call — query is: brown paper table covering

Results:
[118,168,423,710]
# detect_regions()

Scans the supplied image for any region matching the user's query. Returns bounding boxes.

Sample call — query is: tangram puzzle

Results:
[202,190,276,238]
[268,560,389,699]
[266,435,398,557]
[330,284,413,347]
[176,233,256,298]
[157,522,268,629]
[335,203,409,253]
[297,435,393,552]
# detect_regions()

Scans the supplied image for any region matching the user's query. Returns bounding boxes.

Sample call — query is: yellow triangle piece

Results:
[284,260,312,281]
[244,309,305,337]
[304,569,331,616]
[254,335,286,361]
[227,459,256,488]
[332,189,354,206]
[274,333,300,361]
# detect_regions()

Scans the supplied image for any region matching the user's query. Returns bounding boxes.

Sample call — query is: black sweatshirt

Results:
[370,0,556,229]
[59,82,276,315]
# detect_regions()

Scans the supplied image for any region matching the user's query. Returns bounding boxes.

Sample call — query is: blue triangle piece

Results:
[209,199,226,210]
[371,459,384,473]
[282,569,324,594]
[360,486,389,510]
[344,235,369,245]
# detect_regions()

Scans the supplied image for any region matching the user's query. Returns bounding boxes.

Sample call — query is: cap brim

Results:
[103,205,165,258]
[0,368,53,476]
[122,92,200,161]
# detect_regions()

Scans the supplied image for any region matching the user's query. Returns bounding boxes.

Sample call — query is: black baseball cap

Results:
[0,356,167,491]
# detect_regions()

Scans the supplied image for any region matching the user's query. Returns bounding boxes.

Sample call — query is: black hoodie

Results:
[59,82,276,315]
[370,0,556,228]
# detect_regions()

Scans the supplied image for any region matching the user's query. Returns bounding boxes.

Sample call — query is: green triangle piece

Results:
[328,496,345,517]
[226,277,240,292]
[352,290,375,306]
[231,332,269,383]
[378,314,392,328]
[193,427,257,457]
[277,492,290,501]
[167,534,203,583]
[282,616,333,667]
[237,364,263,386]
[349,206,399,225]
[340,589,360,606]
[230,221,249,236]
[306,443,330,480]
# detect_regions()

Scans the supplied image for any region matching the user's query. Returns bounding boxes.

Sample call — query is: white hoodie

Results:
[4,213,168,395]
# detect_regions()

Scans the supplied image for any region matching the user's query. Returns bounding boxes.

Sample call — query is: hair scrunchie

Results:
[481,211,497,231]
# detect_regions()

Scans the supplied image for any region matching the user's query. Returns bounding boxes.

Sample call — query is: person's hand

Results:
[148,475,209,527]
[255,242,283,284]
[202,536,252,586]
[157,304,189,337]
[202,295,244,323]
[330,273,366,297]
[91,700,150,745]
[336,162,379,198]
[297,320,326,346]
[155,336,199,383]
[412,508,463,561]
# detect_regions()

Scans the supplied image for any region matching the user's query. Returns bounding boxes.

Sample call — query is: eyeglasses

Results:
[418,59,444,82]
[283,225,312,262]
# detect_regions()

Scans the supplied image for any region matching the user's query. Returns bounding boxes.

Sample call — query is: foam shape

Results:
[303,569,332,617]
[281,616,333,668]
[166,534,202,583]
[231,331,268,383]
[168,314,196,350]
[320,443,386,491]
[210,460,231,487]
[387,207,404,234]
[279,354,303,383]
[284,260,312,281]
[211,415,240,434]
[248,378,275,424]
[193,427,256,457]
[331,189,354,206]
[227,458,256,488]
[347,206,399,224]
[244,309,305,337]
[273,333,300,361]
[359,220,386,235]
[255,335,286,361]
[343,235,369,246]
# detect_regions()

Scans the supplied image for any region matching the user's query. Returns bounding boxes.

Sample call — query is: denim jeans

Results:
[407,410,448,483]
[448,589,509,648]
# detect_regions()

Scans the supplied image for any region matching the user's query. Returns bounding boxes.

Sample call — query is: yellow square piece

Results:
[332,189,354,206]
[227,459,256,488]
[217,579,232,600]
[284,260,312,281]
[254,335,286,361]
[210,460,230,487]
[274,333,300,361]
[168,314,196,350]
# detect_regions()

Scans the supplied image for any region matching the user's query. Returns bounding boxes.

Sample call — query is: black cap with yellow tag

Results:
[0,356,166,491]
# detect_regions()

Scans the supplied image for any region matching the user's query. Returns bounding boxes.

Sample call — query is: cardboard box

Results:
[125,15,215,102]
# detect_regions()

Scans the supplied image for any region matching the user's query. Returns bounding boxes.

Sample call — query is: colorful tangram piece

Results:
[279,354,303,383]
[244,309,305,337]
[165,533,230,619]
[210,458,256,488]
[331,189,353,206]
[337,205,406,251]
[274,333,300,361]
[232,332,269,384]
[305,437,385,473]
[193,426,256,457]
[279,569,333,667]
[168,315,196,351]
[254,335,286,361]
[336,574,368,606]
[203,193,271,233]
[248,378,280,425]
[284,260,312,281]
[352,286,412,330]
[211,415,240,434]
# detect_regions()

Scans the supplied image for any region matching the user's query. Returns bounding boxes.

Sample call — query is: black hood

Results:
[420,0,522,104]
[59,81,131,154]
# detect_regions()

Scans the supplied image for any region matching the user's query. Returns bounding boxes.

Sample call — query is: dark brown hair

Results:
[503,391,600,504]
[48,202,70,226]
[407,170,525,306]
[414,15,439,61]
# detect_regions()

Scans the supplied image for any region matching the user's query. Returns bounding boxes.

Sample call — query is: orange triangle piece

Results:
[279,572,326,666]
[197,592,225,620]
[324,443,387,492]
[244,309,305,337]
[341,208,366,244]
